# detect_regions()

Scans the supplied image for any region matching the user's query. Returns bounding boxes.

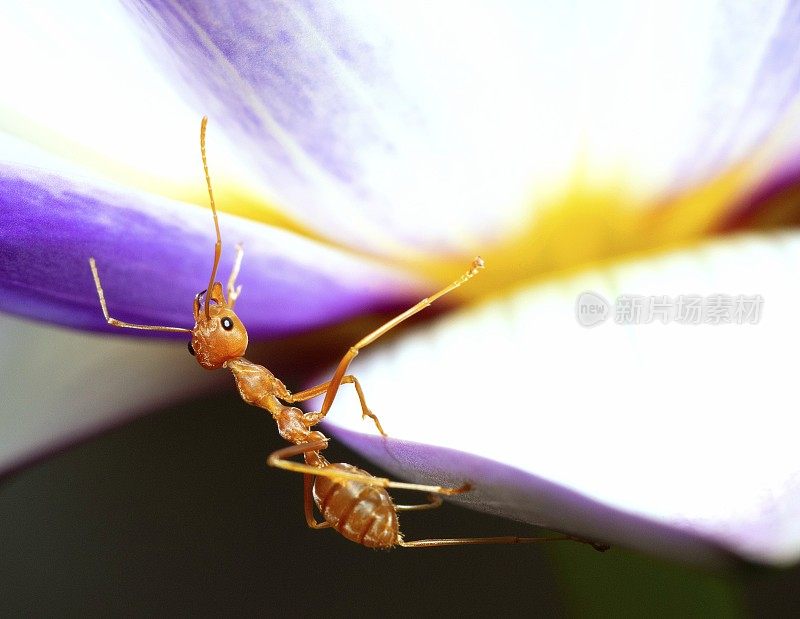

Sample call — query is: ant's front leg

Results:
[296,258,484,436]
[288,258,484,435]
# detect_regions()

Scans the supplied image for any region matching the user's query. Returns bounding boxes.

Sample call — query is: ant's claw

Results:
[362,409,387,437]
[446,482,472,495]
[568,535,611,552]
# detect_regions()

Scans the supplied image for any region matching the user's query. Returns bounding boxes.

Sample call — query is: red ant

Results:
[89,117,608,551]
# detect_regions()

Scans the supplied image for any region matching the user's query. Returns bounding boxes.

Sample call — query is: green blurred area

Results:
[1,392,797,616]
[550,542,744,618]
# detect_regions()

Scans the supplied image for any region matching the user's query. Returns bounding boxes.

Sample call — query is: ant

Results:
[89,117,608,551]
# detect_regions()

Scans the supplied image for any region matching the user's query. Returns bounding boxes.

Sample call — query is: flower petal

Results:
[0,2,206,192]
[321,232,800,565]
[0,164,424,336]
[129,1,800,257]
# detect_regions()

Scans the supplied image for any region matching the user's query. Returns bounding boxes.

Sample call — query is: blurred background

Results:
[4,387,800,616]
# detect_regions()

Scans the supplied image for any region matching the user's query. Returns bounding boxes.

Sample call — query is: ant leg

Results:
[306,257,485,427]
[395,494,443,512]
[303,474,331,529]
[288,375,385,436]
[227,243,244,307]
[397,535,608,549]
[267,440,471,496]
[392,506,608,550]
[88,258,192,333]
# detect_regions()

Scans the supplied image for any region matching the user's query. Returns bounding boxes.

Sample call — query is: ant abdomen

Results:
[313,463,400,549]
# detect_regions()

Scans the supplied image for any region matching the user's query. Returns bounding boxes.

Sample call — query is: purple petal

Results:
[127,2,800,256]
[333,429,733,565]
[719,155,800,231]
[0,164,423,336]
[319,232,800,565]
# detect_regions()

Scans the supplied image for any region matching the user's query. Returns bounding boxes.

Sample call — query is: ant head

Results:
[189,282,248,369]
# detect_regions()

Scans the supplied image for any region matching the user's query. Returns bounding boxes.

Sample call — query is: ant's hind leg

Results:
[267,441,471,496]
[399,535,609,550]
[398,535,572,548]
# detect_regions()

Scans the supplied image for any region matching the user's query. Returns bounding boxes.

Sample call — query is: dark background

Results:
[2,388,800,617]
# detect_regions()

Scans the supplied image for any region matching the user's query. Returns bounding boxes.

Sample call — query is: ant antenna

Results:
[200,116,222,320]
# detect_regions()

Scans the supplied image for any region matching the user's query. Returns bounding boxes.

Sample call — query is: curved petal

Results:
[321,232,800,565]
[129,1,800,257]
[0,164,424,336]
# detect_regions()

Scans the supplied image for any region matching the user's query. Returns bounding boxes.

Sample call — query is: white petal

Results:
[0,1,257,197]
[131,1,800,255]
[323,232,800,564]
[0,313,226,475]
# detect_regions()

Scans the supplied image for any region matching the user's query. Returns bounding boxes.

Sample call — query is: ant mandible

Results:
[89,117,608,551]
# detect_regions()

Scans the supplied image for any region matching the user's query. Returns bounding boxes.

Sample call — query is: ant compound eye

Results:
[188,341,196,356]
[221,316,234,331]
